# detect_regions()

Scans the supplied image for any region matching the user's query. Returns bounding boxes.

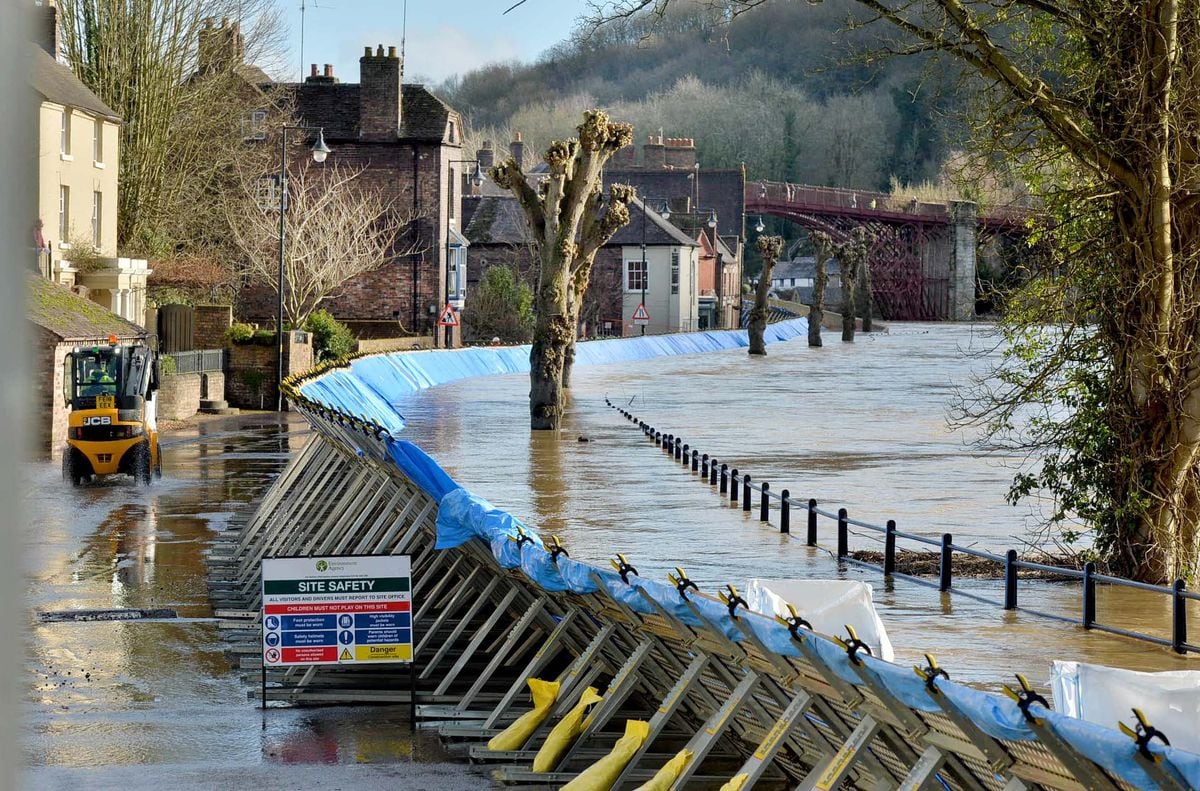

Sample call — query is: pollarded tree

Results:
[492,110,635,430]
[837,228,868,343]
[585,0,1200,583]
[747,236,784,355]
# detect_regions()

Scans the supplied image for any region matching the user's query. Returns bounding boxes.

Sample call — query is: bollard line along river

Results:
[396,323,1198,684]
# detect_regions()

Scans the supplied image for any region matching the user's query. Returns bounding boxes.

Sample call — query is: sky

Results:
[282,0,584,86]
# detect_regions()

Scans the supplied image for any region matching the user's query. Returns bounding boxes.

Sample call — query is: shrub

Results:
[225,322,254,343]
[160,355,177,375]
[304,310,356,362]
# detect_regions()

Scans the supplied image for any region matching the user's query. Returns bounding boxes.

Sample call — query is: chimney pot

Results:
[364,45,372,56]
[515,132,523,142]
[324,63,334,77]
[221,16,229,26]
[310,64,318,77]
[387,45,397,58]
[376,44,385,56]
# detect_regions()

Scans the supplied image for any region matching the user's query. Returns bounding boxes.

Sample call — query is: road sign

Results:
[261,555,413,667]
[632,302,650,326]
[437,304,459,327]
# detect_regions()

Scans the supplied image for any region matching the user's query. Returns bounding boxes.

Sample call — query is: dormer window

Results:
[447,120,457,143]
[242,109,267,141]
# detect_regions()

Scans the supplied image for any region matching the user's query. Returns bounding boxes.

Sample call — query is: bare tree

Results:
[226,164,416,326]
[809,231,833,347]
[56,0,287,253]
[492,110,635,430]
[748,236,783,355]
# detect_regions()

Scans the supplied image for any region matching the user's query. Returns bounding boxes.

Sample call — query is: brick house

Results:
[28,274,145,458]
[237,46,466,346]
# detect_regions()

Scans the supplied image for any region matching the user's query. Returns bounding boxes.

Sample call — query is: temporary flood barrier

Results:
[207,325,1200,790]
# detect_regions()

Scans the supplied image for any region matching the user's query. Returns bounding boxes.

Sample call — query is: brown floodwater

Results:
[393,323,1200,687]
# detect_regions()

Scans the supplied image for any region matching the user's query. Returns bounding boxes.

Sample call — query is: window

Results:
[92,191,102,247]
[93,118,104,163]
[60,109,71,156]
[626,259,647,292]
[242,109,267,141]
[448,170,456,220]
[58,185,70,243]
[670,249,680,294]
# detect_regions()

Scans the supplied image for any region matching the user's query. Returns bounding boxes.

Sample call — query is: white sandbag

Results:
[1050,660,1200,754]
[746,579,894,662]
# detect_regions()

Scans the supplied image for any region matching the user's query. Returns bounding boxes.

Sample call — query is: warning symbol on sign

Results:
[340,648,353,661]
[437,304,459,327]
[632,303,650,326]
[265,648,280,663]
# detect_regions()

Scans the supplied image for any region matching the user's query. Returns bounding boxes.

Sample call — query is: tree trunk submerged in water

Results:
[838,228,868,343]
[491,111,635,430]
[748,236,784,356]
[808,231,833,347]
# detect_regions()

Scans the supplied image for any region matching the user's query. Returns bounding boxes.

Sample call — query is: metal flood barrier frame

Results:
[204,336,1200,791]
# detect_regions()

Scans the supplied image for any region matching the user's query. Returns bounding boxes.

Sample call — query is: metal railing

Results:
[166,348,226,375]
[608,400,1198,656]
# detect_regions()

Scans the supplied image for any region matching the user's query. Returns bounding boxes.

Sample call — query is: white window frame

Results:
[59,185,70,243]
[625,258,647,292]
[93,118,104,165]
[92,190,102,247]
[60,109,72,157]
[242,109,268,141]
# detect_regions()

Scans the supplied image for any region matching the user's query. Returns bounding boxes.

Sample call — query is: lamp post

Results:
[443,160,483,348]
[276,124,331,411]
[639,197,669,336]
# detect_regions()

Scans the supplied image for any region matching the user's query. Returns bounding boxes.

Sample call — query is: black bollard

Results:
[691,450,699,473]
[837,508,848,558]
[759,482,769,522]
[939,533,953,592]
[780,490,790,534]
[1004,550,1018,610]
[720,463,728,493]
[1173,579,1188,654]
[807,499,817,546]
[742,475,752,513]
[1082,562,1096,629]
[701,454,709,478]
[710,458,718,486]
[884,520,896,576]
[730,469,739,503]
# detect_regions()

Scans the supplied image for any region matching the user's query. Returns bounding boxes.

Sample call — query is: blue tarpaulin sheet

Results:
[296,318,1200,790]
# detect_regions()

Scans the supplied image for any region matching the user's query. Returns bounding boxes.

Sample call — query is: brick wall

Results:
[158,373,201,421]
[225,332,313,410]
[34,327,70,459]
[236,139,455,340]
[194,305,232,349]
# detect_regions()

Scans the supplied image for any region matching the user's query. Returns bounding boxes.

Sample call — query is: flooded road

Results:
[22,414,484,789]
[396,324,1199,686]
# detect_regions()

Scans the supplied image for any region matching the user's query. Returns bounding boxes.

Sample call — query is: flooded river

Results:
[396,323,1198,685]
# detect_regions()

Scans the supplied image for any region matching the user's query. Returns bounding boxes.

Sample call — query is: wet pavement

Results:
[22,413,485,789]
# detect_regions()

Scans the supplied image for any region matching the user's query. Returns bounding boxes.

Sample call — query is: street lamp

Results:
[754,216,765,233]
[276,125,331,412]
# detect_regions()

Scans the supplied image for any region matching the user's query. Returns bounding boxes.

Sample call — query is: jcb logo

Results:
[83,416,112,426]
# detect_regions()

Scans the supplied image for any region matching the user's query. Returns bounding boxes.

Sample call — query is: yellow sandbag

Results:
[532,686,602,772]
[486,678,560,751]
[561,719,651,791]
[632,748,693,791]
[720,773,750,791]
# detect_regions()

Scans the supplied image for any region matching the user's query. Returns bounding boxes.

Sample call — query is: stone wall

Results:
[34,328,71,459]
[355,335,435,354]
[225,331,313,410]
[158,373,201,422]
[194,304,232,349]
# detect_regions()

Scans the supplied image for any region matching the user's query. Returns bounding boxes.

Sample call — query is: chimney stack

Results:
[37,2,60,59]
[359,43,403,140]
[610,143,637,169]
[324,63,334,78]
[305,62,339,85]
[509,132,524,166]
[310,64,318,77]
[642,134,666,169]
[477,140,495,171]
[197,16,246,75]
[664,137,696,169]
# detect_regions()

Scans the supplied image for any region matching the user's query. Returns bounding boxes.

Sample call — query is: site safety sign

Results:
[261,555,413,667]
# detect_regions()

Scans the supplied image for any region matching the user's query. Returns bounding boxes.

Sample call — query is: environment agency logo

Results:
[315,560,329,572]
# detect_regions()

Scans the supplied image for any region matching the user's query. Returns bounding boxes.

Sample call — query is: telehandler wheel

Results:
[133,442,153,486]
[62,450,84,487]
